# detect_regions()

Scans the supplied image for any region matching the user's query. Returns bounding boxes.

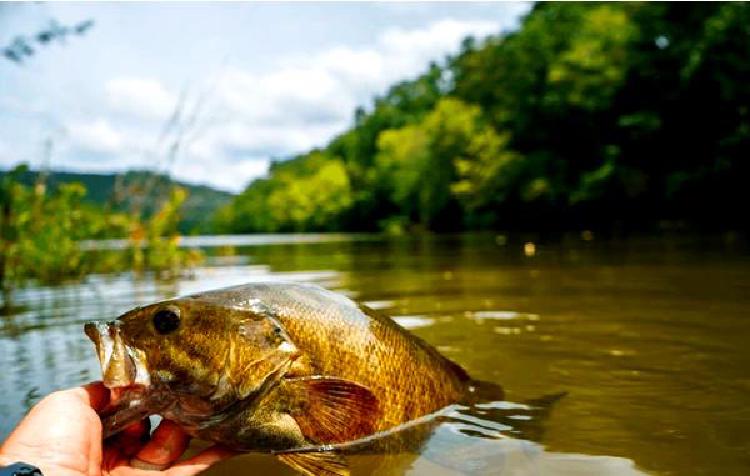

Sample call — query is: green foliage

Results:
[219,2,750,232]
[375,98,520,229]
[126,187,203,278]
[0,169,233,234]
[214,153,352,233]
[545,5,636,110]
[1,165,113,288]
[0,165,200,291]
[2,18,94,65]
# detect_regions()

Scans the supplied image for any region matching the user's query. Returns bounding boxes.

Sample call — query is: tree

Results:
[375,98,520,230]
[217,2,750,233]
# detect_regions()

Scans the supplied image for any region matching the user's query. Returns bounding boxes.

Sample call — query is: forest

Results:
[214,2,750,234]
[2,2,749,289]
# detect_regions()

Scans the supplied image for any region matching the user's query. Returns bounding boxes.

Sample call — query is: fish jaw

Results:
[85,321,156,437]
[85,321,151,388]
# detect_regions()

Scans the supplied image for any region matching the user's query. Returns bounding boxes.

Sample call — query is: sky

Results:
[0,2,530,193]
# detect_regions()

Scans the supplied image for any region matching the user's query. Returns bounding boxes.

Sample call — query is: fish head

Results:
[85,297,299,435]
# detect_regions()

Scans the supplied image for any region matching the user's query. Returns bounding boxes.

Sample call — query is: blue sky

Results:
[0,2,529,192]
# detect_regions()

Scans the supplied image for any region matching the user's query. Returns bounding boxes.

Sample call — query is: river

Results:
[1,233,748,475]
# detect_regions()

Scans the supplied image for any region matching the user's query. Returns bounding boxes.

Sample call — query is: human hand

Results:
[0,382,233,476]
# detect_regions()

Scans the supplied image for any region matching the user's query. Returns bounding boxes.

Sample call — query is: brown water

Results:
[1,233,749,475]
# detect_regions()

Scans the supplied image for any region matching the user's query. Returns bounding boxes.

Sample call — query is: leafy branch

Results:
[2,19,94,64]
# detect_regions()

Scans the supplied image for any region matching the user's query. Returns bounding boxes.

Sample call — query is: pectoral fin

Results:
[285,376,380,443]
[277,451,349,476]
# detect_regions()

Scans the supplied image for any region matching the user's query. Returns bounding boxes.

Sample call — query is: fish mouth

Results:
[85,321,153,436]
[85,321,151,389]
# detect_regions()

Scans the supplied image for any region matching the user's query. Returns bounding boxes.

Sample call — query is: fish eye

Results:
[153,308,180,335]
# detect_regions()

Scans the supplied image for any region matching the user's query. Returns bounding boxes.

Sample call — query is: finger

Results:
[116,419,151,457]
[0,383,110,476]
[28,381,109,416]
[103,420,149,471]
[123,418,151,440]
[131,420,190,470]
[2,382,108,453]
[102,445,128,472]
[167,446,237,476]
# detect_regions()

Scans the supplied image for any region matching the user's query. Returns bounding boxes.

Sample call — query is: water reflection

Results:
[205,399,647,476]
[205,396,647,476]
[2,233,749,475]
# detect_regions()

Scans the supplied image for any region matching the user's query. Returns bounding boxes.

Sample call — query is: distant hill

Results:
[0,169,234,233]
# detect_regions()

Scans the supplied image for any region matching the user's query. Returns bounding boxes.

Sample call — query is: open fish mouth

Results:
[85,321,153,436]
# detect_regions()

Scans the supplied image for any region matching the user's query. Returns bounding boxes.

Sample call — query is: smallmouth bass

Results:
[84,282,499,475]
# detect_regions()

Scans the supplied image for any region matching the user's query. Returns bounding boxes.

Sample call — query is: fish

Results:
[84,282,502,476]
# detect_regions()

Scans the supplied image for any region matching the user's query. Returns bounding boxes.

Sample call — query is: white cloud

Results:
[180,120,341,190]
[215,18,501,132]
[317,47,386,89]
[193,18,503,189]
[217,67,351,126]
[376,19,498,81]
[309,18,500,93]
[171,156,270,192]
[66,119,125,155]
[381,19,498,55]
[4,17,509,191]
[191,121,344,159]
[105,78,177,120]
